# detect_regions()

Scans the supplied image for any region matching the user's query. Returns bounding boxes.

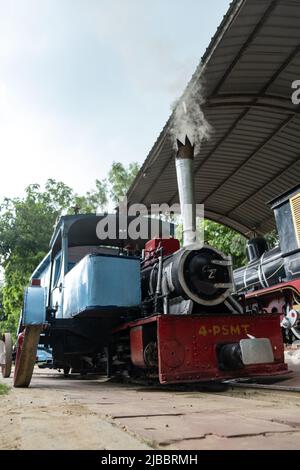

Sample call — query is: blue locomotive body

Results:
[15,213,172,382]
[26,214,142,320]
[61,254,141,318]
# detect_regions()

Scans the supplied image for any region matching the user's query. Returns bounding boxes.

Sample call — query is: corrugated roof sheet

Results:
[127,0,300,236]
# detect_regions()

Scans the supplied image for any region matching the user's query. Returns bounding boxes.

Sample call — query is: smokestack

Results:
[176,136,196,247]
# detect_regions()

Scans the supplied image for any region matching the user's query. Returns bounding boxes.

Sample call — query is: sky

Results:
[0,0,231,201]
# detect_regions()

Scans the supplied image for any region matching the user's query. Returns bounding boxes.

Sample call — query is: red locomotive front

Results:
[111,137,288,385]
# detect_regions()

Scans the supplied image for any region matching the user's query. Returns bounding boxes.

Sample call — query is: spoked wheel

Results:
[14,325,42,388]
[292,326,300,341]
[1,333,13,378]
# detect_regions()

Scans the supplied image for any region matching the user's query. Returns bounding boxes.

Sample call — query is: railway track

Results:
[6,362,300,394]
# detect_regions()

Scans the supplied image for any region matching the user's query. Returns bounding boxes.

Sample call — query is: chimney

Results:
[175,136,196,247]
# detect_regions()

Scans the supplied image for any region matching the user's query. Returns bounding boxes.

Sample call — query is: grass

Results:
[0,383,10,395]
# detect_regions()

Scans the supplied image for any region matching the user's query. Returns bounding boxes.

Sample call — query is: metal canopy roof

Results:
[127,0,300,237]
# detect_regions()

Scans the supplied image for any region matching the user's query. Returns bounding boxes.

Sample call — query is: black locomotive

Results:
[234,185,300,341]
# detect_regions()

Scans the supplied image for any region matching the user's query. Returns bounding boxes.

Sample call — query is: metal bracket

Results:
[240,338,274,365]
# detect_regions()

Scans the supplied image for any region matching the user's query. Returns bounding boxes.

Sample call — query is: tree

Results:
[108,162,140,203]
[0,181,73,265]
[204,220,247,269]
[0,180,75,336]
[0,164,140,337]
[71,179,108,214]
[175,219,248,269]
[0,285,5,322]
[204,222,279,269]
[266,230,279,248]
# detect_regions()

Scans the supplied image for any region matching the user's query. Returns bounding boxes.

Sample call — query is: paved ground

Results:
[1,365,300,450]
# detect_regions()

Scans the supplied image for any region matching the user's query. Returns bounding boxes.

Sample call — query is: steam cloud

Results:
[170,79,212,152]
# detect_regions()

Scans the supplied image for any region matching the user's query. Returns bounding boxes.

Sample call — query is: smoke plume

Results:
[170,79,212,153]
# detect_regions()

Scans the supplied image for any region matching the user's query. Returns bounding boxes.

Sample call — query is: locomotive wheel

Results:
[1,333,13,378]
[63,367,70,377]
[292,326,300,340]
[14,325,42,388]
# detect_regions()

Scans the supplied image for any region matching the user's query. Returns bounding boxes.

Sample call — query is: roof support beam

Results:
[206,96,296,115]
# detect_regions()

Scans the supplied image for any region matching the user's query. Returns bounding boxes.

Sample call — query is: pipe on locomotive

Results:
[141,134,236,312]
[172,136,234,307]
[175,136,197,247]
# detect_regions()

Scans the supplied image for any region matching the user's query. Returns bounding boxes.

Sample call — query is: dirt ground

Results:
[1,365,300,450]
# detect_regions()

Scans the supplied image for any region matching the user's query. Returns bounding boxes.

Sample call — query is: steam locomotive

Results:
[234,185,300,344]
[0,137,287,387]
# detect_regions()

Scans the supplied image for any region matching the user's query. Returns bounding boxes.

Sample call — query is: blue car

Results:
[36,346,53,368]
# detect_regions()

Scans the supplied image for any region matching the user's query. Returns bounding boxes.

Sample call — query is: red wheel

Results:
[14,326,41,388]
[1,333,12,378]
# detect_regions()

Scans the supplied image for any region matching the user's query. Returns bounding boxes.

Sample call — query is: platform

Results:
[1,365,300,450]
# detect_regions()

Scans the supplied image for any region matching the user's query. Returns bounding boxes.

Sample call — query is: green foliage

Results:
[70,163,139,212]
[0,180,74,336]
[0,286,4,322]
[0,384,10,395]
[70,179,108,214]
[176,219,248,269]
[0,163,140,336]
[108,162,140,203]
[0,182,72,265]
[204,220,247,269]
[204,222,278,269]
[265,230,279,248]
